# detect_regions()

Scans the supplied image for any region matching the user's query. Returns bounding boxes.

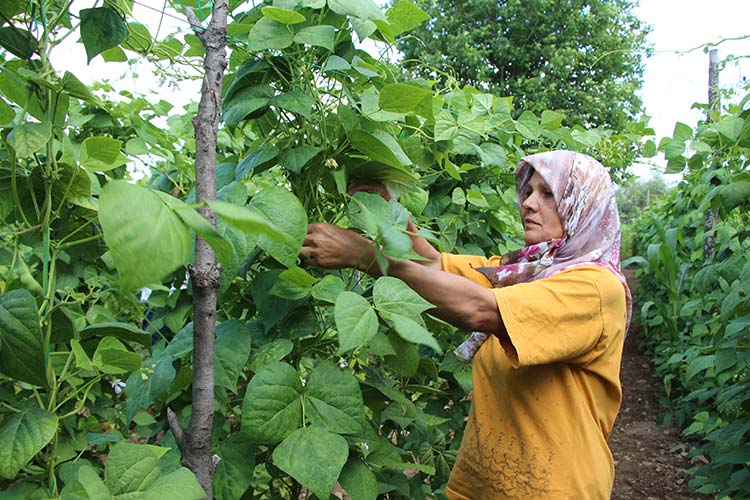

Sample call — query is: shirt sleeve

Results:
[441,253,503,286]
[492,267,623,368]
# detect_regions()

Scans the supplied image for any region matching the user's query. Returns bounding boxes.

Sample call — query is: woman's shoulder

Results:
[549,265,625,295]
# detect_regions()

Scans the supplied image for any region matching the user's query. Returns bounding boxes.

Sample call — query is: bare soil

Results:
[609,272,712,500]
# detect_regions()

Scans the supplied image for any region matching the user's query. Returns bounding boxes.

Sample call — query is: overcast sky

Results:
[54,1,750,180]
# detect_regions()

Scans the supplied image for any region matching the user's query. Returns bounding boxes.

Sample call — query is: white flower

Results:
[339,360,348,368]
[112,379,126,394]
[139,288,152,303]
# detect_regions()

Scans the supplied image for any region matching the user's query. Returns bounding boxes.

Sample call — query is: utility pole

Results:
[703,48,719,260]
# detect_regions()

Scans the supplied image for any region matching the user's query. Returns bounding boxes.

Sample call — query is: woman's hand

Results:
[301,223,377,271]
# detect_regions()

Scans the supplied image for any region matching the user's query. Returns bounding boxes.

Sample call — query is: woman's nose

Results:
[522,193,537,211]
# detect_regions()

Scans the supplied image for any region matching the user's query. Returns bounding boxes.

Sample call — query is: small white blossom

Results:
[339,360,348,368]
[139,288,152,303]
[112,379,126,394]
[301,378,307,387]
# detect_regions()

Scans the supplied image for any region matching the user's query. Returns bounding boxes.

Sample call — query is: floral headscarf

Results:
[454,150,632,362]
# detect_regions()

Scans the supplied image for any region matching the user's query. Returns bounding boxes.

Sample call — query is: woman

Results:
[302,150,631,499]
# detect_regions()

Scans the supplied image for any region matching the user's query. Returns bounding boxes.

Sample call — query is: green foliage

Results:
[0,0,652,498]
[629,90,750,499]
[397,0,650,131]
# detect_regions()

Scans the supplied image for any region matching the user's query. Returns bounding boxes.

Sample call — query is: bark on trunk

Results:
[167,3,228,498]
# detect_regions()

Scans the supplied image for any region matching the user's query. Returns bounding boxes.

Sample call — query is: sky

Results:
[52,1,750,181]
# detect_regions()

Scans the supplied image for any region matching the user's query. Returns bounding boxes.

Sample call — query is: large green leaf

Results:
[248,17,293,50]
[270,266,317,300]
[272,91,315,119]
[328,0,386,21]
[59,463,110,500]
[0,408,57,479]
[124,355,175,423]
[79,322,152,349]
[261,6,306,24]
[373,276,433,320]
[379,83,432,114]
[0,27,36,59]
[241,362,302,444]
[79,136,127,172]
[6,121,51,157]
[305,362,366,434]
[0,289,48,387]
[0,99,14,125]
[272,426,349,500]
[386,0,430,36]
[154,192,232,266]
[80,7,128,63]
[293,25,335,51]
[103,442,204,499]
[349,129,412,168]
[99,181,193,292]
[215,320,252,391]
[280,145,323,174]
[311,274,346,303]
[248,187,307,267]
[339,459,378,500]
[334,291,378,354]
[380,311,442,354]
[222,85,273,129]
[213,433,255,500]
[92,337,142,375]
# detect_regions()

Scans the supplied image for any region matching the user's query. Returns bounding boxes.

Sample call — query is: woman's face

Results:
[520,171,564,245]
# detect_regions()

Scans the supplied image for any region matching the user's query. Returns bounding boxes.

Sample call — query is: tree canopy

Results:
[396,0,651,131]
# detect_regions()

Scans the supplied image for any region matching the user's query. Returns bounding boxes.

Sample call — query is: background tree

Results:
[397,0,651,131]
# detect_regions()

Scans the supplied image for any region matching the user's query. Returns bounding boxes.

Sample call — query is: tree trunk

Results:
[167,3,228,498]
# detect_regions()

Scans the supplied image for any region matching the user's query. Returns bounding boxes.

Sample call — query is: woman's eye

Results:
[543,191,554,199]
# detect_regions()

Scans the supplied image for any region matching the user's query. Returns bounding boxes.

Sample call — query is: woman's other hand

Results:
[301,223,376,271]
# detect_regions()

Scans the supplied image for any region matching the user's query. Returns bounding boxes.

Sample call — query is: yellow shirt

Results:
[442,254,627,500]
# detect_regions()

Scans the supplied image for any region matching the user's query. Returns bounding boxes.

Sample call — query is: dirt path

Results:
[609,272,711,500]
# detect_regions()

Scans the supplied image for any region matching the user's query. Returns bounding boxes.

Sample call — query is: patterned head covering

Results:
[454,150,632,362]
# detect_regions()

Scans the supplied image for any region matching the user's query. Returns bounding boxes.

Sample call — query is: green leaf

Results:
[540,110,564,130]
[104,442,164,494]
[272,426,349,500]
[0,289,48,387]
[311,275,346,303]
[122,22,153,53]
[248,17,293,50]
[248,187,307,268]
[380,311,442,354]
[0,27,36,59]
[328,0,386,21]
[235,145,279,179]
[270,266,317,300]
[79,136,126,172]
[60,463,111,500]
[280,145,323,174]
[434,109,458,141]
[99,181,193,292]
[215,320,252,392]
[213,433,256,500]
[715,181,750,212]
[222,85,273,129]
[293,25,336,51]
[262,6,306,24]
[373,276,432,321]
[349,129,412,168]
[154,192,232,266]
[305,363,366,434]
[379,83,432,114]
[515,111,539,140]
[80,7,128,63]
[271,90,315,118]
[61,71,99,105]
[672,121,693,142]
[0,408,57,479]
[339,459,378,500]
[241,362,302,444]
[715,116,744,142]
[335,291,378,354]
[124,356,175,423]
[71,339,93,371]
[247,339,294,372]
[138,466,206,500]
[386,0,430,36]
[7,121,51,157]
[79,322,152,349]
[93,337,142,375]
[0,99,14,125]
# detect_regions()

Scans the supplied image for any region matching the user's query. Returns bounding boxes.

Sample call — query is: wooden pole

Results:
[703,49,719,260]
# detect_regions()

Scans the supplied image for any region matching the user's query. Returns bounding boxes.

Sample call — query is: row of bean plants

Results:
[629,88,750,499]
